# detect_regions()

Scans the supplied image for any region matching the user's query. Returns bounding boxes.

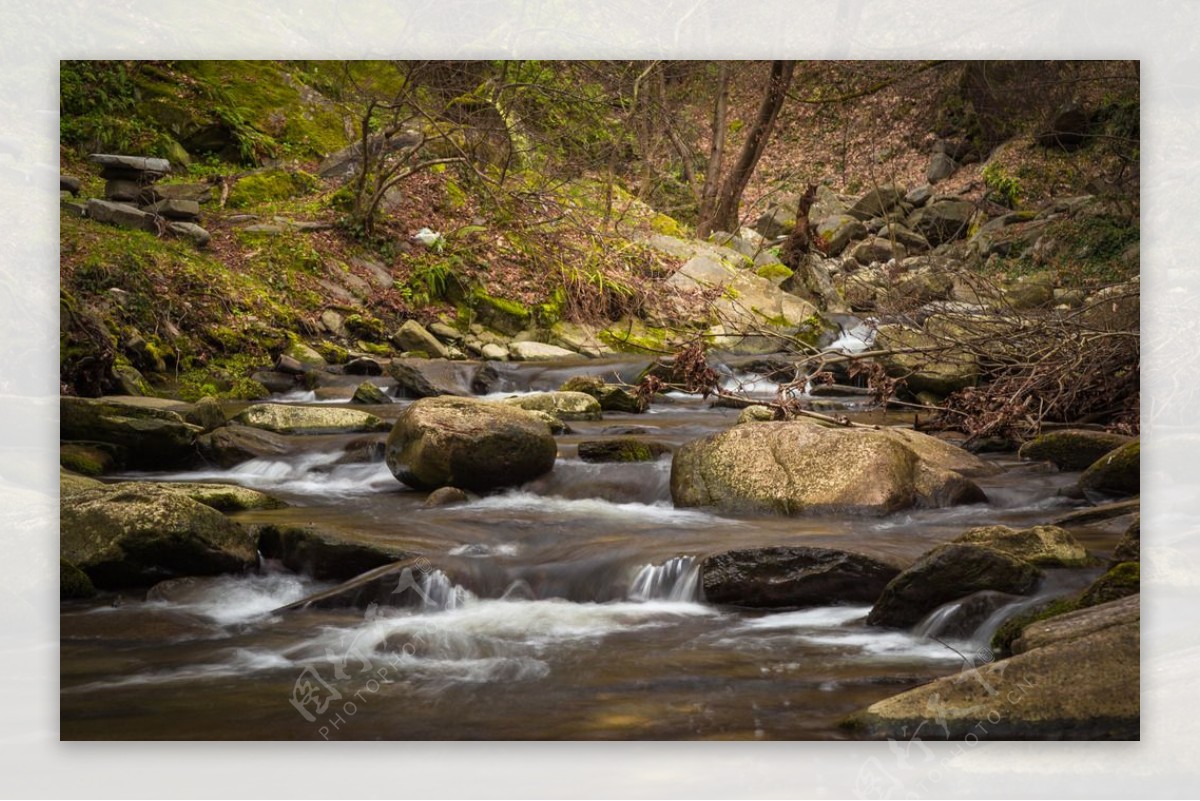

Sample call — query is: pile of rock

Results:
[79,154,211,247]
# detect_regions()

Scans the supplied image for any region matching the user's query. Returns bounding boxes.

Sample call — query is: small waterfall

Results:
[912,600,966,640]
[627,557,700,602]
[417,569,475,612]
[914,590,1053,647]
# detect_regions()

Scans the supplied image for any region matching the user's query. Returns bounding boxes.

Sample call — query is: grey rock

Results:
[926,151,958,184]
[391,320,449,359]
[167,221,210,247]
[60,175,81,195]
[86,199,158,233]
[144,198,201,220]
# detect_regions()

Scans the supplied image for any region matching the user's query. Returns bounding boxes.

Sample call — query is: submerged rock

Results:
[232,403,389,435]
[577,438,670,463]
[351,381,391,405]
[423,487,470,507]
[60,479,257,588]
[701,546,901,608]
[1018,429,1134,471]
[385,396,557,492]
[670,421,990,516]
[866,543,1043,629]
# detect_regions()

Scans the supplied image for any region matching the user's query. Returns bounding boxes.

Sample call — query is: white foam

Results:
[458,492,729,526]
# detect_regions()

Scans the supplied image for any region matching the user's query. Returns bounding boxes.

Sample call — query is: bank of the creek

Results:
[59,356,1132,740]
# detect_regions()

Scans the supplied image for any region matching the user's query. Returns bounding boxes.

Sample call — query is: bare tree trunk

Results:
[700,60,795,237]
[696,63,731,238]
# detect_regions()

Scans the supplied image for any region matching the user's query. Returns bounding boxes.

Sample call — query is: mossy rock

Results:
[1111,516,1139,566]
[502,391,602,422]
[755,262,794,285]
[1079,440,1140,498]
[671,421,989,517]
[385,396,557,492]
[577,438,670,463]
[1079,561,1139,607]
[558,375,647,414]
[227,168,321,209]
[470,291,531,336]
[232,403,389,435]
[866,543,1043,629]
[169,482,287,512]
[61,558,97,600]
[60,397,202,469]
[952,524,1090,567]
[61,480,257,588]
[1018,429,1133,471]
[60,443,116,476]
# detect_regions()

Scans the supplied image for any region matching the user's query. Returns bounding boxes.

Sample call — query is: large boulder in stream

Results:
[670,421,991,516]
[60,396,201,469]
[60,479,257,588]
[1078,440,1140,498]
[847,594,1139,740]
[952,524,1090,567]
[232,403,389,435]
[1018,429,1134,471]
[701,546,902,608]
[866,543,1043,629]
[385,396,557,492]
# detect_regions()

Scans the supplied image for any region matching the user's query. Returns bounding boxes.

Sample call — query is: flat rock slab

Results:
[232,403,389,435]
[86,199,158,233]
[1014,593,1139,654]
[848,596,1139,740]
[89,153,170,180]
[144,198,201,220]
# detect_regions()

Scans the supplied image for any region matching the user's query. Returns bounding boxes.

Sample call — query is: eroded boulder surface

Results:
[60,479,257,588]
[849,594,1139,740]
[866,543,1043,629]
[952,524,1090,567]
[61,396,201,469]
[670,421,990,515]
[385,396,557,492]
[232,403,389,435]
[1018,429,1134,471]
[701,546,901,608]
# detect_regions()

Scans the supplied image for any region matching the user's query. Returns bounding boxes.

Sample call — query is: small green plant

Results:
[982,162,1023,208]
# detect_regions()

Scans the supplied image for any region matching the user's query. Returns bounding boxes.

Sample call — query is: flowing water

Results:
[59,357,1125,740]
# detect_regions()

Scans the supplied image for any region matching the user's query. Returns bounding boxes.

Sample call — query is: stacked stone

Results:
[83,154,211,247]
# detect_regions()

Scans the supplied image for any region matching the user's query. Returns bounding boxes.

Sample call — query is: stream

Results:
[59,356,1122,740]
